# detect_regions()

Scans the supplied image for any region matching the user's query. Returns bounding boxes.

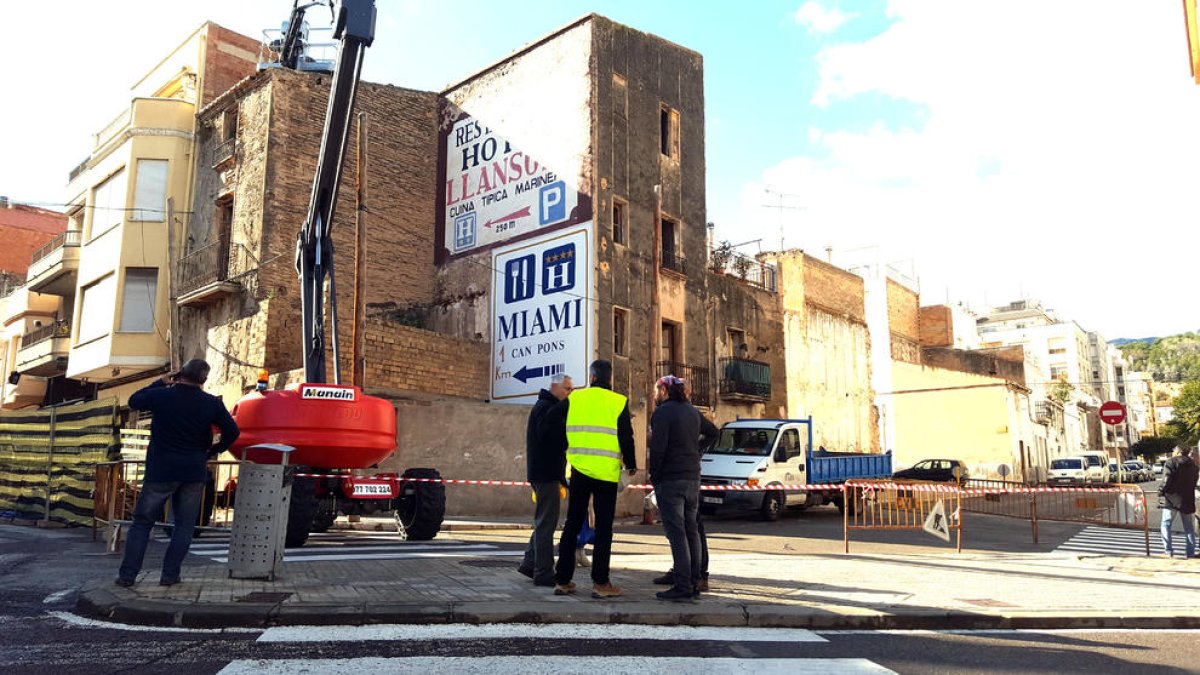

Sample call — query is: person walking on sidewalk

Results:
[518,373,572,586]
[648,375,718,601]
[1159,445,1199,559]
[116,360,240,587]
[542,360,637,599]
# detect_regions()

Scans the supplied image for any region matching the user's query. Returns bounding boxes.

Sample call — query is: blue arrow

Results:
[513,364,549,383]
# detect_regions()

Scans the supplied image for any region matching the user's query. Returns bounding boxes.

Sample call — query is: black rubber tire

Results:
[394,468,446,541]
[699,503,717,517]
[311,507,337,533]
[834,494,859,517]
[286,474,317,548]
[760,490,784,522]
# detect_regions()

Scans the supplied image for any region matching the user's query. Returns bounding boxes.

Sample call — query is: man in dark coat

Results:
[116,360,239,586]
[1159,445,1200,558]
[518,373,572,585]
[649,375,718,601]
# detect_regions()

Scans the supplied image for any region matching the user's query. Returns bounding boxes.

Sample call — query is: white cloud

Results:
[723,0,1200,338]
[794,1,855,35]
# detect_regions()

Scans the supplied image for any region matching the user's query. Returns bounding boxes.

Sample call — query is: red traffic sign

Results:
[1099,401,1126,425]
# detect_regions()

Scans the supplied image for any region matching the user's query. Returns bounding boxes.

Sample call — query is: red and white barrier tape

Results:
[290,473,1143,496]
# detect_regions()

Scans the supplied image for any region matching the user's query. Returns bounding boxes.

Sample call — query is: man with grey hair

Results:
[1159,445,1199,558]
[518,372,573,586]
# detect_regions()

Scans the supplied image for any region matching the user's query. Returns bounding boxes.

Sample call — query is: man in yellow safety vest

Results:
[539,359,637,598]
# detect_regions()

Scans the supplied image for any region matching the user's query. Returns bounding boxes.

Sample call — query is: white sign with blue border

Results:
[491,223,593,402]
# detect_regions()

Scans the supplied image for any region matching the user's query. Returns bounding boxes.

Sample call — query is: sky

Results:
[1,0,1197,340]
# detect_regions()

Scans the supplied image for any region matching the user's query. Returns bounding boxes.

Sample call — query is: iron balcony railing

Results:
[22,320,71,348]
[710,250,778,293]
[31,230,82,264]
[655,360,712,408]
[177,239,232,296]
[212,137,237,167]
[660,250,687,276]
[719,357,772,400]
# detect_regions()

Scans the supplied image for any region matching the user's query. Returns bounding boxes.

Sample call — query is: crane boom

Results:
[288,0,375,384]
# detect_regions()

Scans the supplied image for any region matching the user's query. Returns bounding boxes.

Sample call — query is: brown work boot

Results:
[696,578,710,592]
[553,581,576,595]
[591,582,623,599]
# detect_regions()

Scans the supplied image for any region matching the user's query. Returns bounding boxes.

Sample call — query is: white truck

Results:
[698,417,892,520]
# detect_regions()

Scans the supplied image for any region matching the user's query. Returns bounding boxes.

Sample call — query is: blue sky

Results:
[1,1,1197,339]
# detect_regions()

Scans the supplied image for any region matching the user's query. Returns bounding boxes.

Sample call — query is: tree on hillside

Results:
[1130,436,1178,462]
[1165,380,1200,446]
[1118,332,1200,382]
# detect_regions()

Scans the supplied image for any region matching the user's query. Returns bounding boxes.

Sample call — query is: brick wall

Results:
[364,320,489,400]
[919,304,953,347]
[920,346,1027,385]
[803,255,866,324]
[200,24,262,108]
[886,279,919,341]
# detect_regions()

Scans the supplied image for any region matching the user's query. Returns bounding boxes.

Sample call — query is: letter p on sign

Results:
[539,181,566,225]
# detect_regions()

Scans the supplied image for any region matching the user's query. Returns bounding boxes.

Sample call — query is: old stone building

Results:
[181,15,793,515]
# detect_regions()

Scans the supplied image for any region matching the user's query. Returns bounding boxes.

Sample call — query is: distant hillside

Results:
[1118,332,1200,382]
[1109,337,1157,347]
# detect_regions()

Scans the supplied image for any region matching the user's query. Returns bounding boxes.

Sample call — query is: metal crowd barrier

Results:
[958,478,1149,554]
[92,459,241,552]
[843,480,963,553]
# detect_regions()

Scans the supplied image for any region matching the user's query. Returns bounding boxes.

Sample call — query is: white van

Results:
[1048,457,1088,485]
[1077,451,1110,484]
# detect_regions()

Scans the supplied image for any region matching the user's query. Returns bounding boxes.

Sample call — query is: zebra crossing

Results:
[178,531,525,564]
[1053,525,1163,556]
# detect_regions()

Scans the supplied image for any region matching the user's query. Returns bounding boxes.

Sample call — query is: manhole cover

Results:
[459,559,518,568]
[236,592,293,603]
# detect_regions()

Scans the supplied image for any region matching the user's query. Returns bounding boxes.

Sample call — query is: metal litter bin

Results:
[227,443,294,580]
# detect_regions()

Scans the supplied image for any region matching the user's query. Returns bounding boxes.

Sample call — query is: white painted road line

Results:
[219,657,889,674]
[187,543,498,555]
[258,623,828,644]
[46,611,261,634]
[41,589,72,604]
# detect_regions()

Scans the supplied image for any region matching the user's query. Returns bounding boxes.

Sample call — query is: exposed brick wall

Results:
[919,304,953,348]
[200,24,262,108]
[364,320,488,400]
[0,205,66,276]
[802,255,866,324]
[886,279,919,341]
[920,346,1027,386]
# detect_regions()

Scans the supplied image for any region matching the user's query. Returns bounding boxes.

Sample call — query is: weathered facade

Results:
[182,16,788,516]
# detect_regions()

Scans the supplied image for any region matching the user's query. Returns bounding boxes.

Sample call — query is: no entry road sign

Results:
[1099,400,1127,425]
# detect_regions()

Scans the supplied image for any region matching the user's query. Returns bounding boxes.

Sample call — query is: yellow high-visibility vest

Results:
[565,387,627,483]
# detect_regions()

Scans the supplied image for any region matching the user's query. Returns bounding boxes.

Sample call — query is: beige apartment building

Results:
[5,24,259,407]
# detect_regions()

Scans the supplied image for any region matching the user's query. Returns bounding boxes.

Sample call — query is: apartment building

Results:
[9,24,259,407]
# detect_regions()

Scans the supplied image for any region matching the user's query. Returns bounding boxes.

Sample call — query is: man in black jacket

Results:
[518,373,572,585]
[1159,445,1199,558]
[116,360,239,586]
[649,375,718,601]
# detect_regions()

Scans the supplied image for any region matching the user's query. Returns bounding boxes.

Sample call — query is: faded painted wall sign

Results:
[443,114,582,255]
[491,223,594,402]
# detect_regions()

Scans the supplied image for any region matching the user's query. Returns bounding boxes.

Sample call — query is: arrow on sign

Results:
[514,364,554,383]
[484,206,532,228]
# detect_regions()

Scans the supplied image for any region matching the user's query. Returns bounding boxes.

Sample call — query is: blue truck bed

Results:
[808,449,892,484]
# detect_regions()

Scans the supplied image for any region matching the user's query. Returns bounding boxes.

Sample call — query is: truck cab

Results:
[698,418,891,520]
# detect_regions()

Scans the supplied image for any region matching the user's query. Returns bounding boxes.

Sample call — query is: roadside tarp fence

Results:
[0,398,120,525]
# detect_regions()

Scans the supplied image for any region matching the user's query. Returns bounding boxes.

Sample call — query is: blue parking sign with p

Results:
[538,181,566,225]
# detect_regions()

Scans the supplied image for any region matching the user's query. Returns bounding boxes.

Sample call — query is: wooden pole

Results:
[352,113,368,388]
[166,197,181,371]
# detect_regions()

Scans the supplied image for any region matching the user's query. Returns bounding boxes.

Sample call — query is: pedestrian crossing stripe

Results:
[218,657,893,674]
[1054,525,1161,556]
[179,536,520,564]
[257,624,829,643]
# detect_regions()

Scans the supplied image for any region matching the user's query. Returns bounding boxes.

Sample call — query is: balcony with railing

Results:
[655,360,711,408]
[660,249,687,277]
[212,136,237,170]
[16,320,71,377]
[719,357,772,401]
[177,238,240,305]
[27,230,82,296]
[709,249,778,293]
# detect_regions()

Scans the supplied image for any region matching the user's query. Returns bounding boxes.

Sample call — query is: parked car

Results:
[1154,461,1166,477]
[1108,462,1121,483]
[1077,451,1111,484]
[1127,460,1153,483]
[893,459,969,483]
[1048,457,1088,485]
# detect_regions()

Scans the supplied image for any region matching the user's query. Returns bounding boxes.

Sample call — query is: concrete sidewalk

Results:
[76,536,1200,630]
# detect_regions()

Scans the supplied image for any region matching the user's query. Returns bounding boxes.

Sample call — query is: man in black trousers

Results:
[518,373,572,585]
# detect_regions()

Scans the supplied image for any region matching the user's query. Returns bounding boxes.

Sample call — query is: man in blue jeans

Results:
[1159,445,1199,559]
[116,360,240,587]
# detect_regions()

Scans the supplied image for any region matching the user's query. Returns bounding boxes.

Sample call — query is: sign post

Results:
[1099,400,1127,426]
